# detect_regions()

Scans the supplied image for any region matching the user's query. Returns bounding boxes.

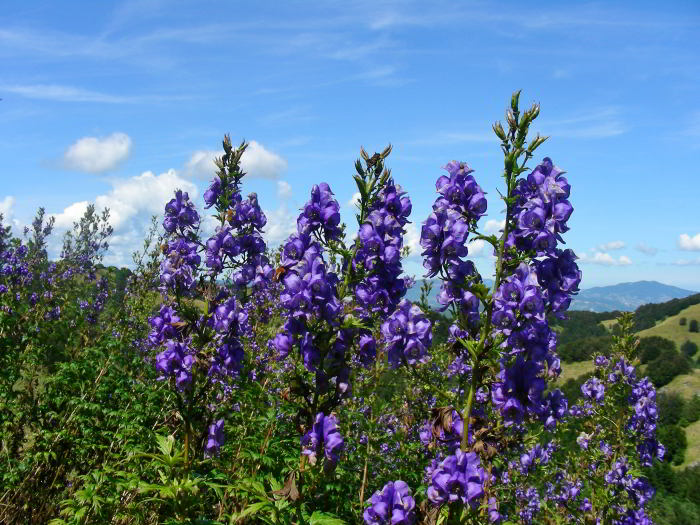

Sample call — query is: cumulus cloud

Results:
[403,222,421,257]
[483,219,505,235]
[49,169,198,266]
[347,192,361,207]
[635,243,658,256]
[578,251,632,266]
[63,132,132,173]
[0,196,16,220]
[277,180,292,200]
[264,205,297,245]
[598,240,625,251]
[678,233,700,251]
[185,140,287,180]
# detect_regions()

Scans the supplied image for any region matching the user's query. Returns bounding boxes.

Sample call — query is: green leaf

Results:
[230,501,273,524]
[308,511,346,525]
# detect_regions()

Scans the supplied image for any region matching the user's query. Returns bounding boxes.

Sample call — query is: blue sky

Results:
[1,0,699,289]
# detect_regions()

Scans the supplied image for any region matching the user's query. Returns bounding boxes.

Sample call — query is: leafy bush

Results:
[648,348,692,387]
[681,340,698,358]
[690,319,699,333]
[639,336,676,364]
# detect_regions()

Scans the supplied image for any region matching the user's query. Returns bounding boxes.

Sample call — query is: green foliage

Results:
[639,336,676,364]
[558,335,612,362]
[679,317,687,326]
[647,348,692,387]
[681,340,698,358]
[690,319,699,333]
[634,293,700,332]
[657,425,687,465]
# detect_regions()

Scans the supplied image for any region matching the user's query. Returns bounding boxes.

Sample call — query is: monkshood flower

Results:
[210,296,248,334]
[488,497,501,523]
[352,178,412,316]
[148,305,181,346]
[381,299,432,368]
[204,419,224,456]
[163,190,200,234]
[155,339,195,390]
[426,449,485,507]
[534,249,581,315]
[509,158,572,256]
[434,161,487,220]
[420,207,469,278]
[203,175,222,208]
[491,356,546,425]
[160,237,201,292]
[297,183,342,241]
[581,377,605,404]
[363,480,416,525]
[301,412,344,470]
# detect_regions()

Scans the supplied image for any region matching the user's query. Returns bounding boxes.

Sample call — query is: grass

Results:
[659,369,700,400]
[637,303,700,349]
[678,419,700,469]
[556,360,595,384]
[601,319,618,331]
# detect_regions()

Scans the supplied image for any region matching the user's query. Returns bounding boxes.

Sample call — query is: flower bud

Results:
[492,121,507,141]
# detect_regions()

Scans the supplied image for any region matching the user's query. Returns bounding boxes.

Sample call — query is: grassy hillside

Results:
[680,420,700,468]
[637,303,700,348]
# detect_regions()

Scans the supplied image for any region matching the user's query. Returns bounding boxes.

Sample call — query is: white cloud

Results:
[678,233,700,251]
[403,222,421,257]
[348,192,361,207]
[0,196,16,221]
[597,240,625,251]
[184,149,219,179]
[264,205,297,245]
[63,132,132,173]
[185,140,287,180]
[49,169,198,266]
[241,141,287,179]
[578,251,632,266]
[277,180,292,200]
[484,219,505,235]
[635,243,658,255]
[51,201,90,229]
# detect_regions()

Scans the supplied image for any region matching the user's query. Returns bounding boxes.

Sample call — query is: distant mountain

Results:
[405,279,697,314]
[570,281,698,313]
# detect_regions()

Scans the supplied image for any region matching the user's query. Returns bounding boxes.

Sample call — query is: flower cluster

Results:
[301,412,344,470]
[509,157,572,256]
[426,449,486,507]
[163,190,200,235]
[353,179,412,316]
[204,419,225,457]
[160,237,201,293]
[297,183,342,241]
[205,192,271,288]
[380,299,432,368]
[363,480,416,525]
[155,339,195,390]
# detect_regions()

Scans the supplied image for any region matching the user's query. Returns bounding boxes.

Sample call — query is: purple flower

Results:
[426,449,485,507]
[363,480,416,525]
[491,356,546,425]
[381,300,432,368]
[163,190,200,233]
[204,419,225,456]
[301,412,344,470]
[581,377,605,404]
[297,183,342,240]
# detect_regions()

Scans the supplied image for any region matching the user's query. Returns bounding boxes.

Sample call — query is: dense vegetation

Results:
[0,93,686,524]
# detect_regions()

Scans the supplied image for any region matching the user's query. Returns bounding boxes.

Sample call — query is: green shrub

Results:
[681,340,698,358]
